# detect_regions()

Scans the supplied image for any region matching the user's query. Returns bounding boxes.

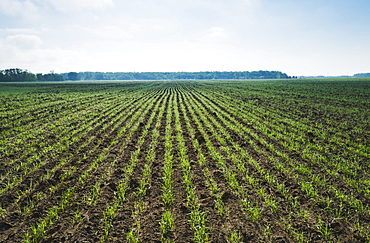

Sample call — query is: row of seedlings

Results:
[99,87,168,242]
[124,88,168,242]
[179,85,272,240]
[177,84,246,242]
[192,84,370,241]
[0,89,153,220]
[172,86,209,242]
[202,85,370,200]
[159,87,177,242]
[0,92,132,197]
[52,86,166,242]
[18,87,162,242]
[188,86,316,241]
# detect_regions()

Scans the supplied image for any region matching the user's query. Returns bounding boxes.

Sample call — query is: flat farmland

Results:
[0,79,369,242]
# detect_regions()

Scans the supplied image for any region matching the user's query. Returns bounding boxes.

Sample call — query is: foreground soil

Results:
[0,79,369,242]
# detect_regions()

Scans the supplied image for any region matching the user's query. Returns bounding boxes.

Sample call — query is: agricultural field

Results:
[0,78,369,242]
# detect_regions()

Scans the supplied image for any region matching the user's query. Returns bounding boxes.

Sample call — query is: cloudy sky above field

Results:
[0,0,370,76]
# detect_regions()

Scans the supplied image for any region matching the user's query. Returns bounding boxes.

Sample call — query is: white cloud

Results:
[6,34,42,50]
[49,0,113,12]
[0,28,40,35]
[243,0,260,6]
[0,0,38,19]
[89,25,134,41]
[0,34,42,70]
[201,26,229,42]
[0,34,83,73]
[0,0,369,76]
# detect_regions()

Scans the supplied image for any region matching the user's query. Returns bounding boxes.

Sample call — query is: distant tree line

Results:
[36,71,64,81]
[1,69,293,82]
[9,68,370,81]
[354,73,370,78]
[0,68,37,82]
[0,68,64,82]
[60,70,292,80]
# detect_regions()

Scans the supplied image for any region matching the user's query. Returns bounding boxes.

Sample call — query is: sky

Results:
[0,0,370,76]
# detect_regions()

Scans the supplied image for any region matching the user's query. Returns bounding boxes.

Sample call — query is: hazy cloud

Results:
[0,34,42,69]
[200,27,229,43]
[49,0,113,12]
[0,0,369,75]
[6,34,42,50]
[0,0,38,19]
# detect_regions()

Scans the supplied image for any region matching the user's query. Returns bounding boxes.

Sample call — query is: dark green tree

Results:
[67,72,79,80]
[0,68,37,82]
[37,72,64,81]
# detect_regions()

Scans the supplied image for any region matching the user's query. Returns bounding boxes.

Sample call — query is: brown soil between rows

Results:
[0,82,368,242]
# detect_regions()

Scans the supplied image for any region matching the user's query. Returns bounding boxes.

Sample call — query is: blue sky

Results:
[0,0,369,76]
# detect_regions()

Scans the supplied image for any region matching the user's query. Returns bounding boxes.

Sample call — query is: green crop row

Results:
[0,79,368,242]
